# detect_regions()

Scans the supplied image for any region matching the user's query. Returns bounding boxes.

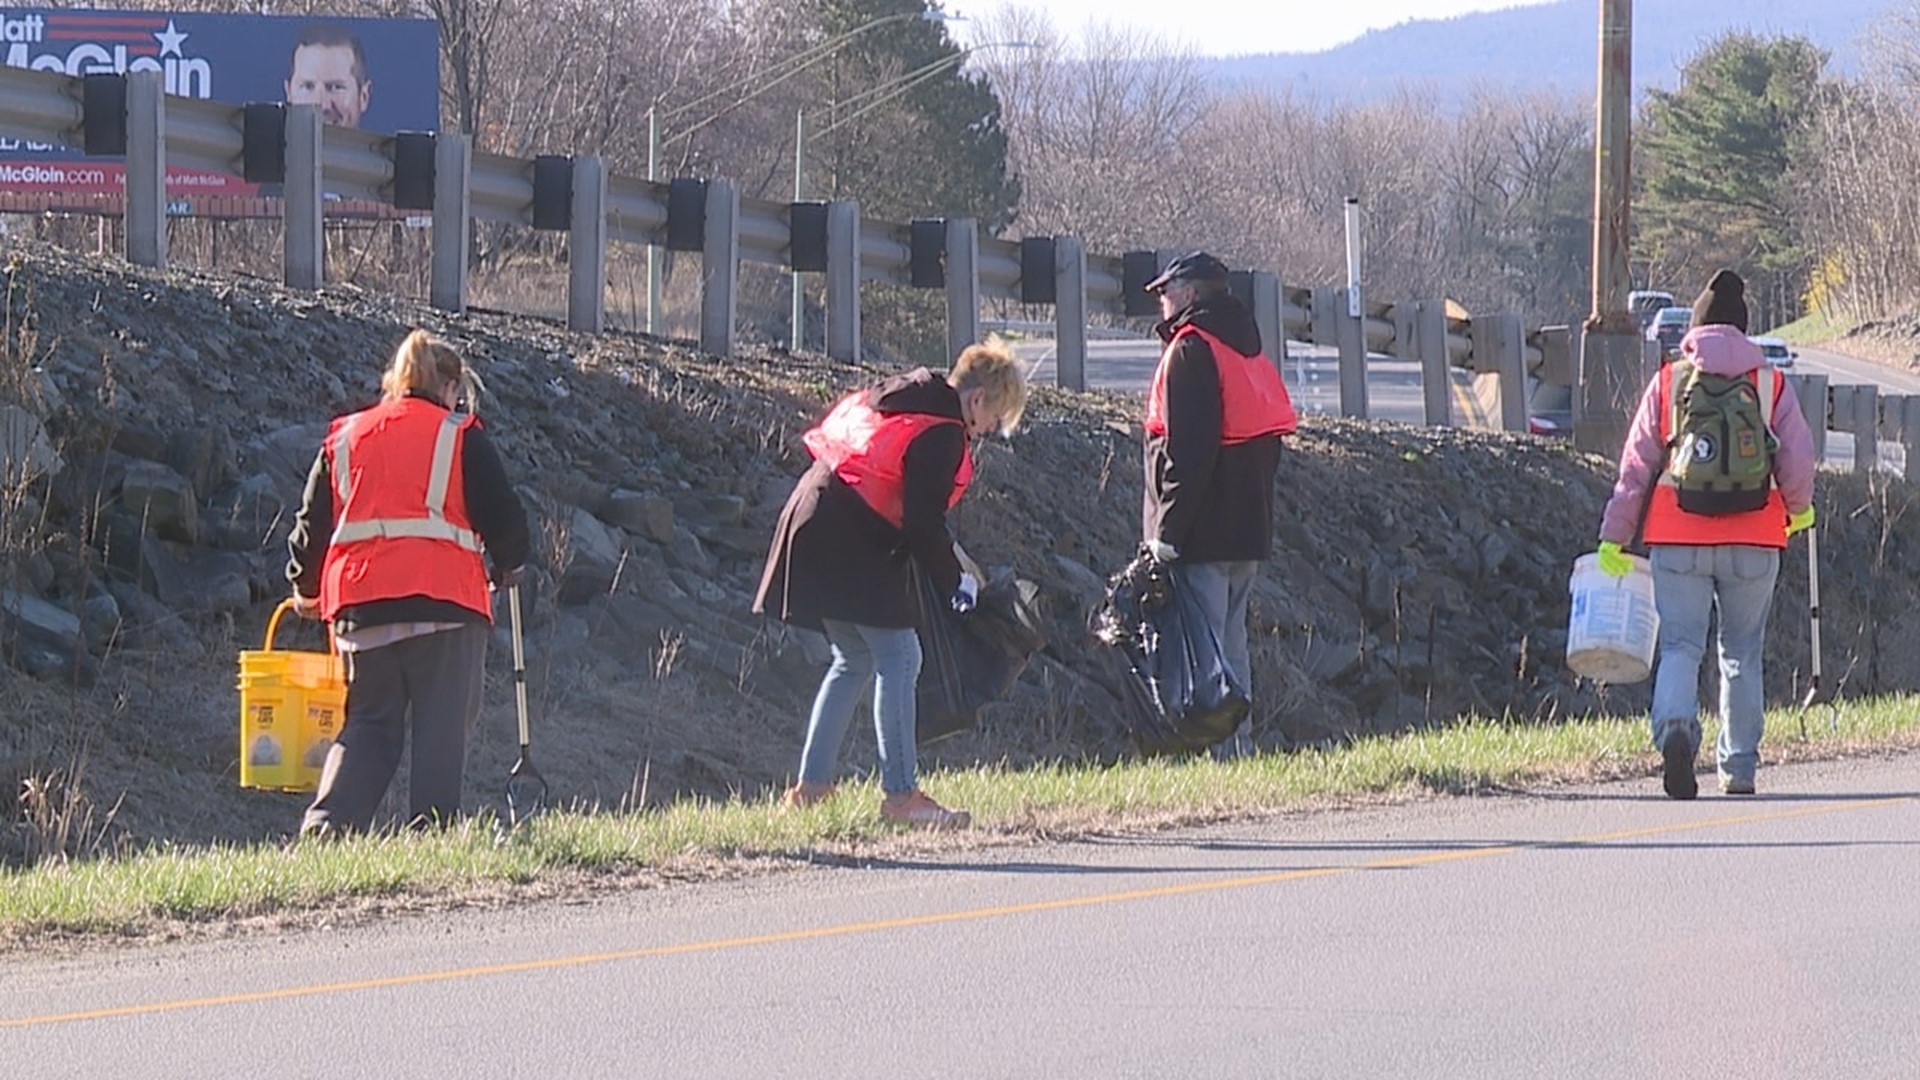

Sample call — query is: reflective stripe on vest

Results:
[331,410,484,552]
[1145,324,1299,442]
[1644,364,1789,548]
[801,392,971,529]
[332,412,358,506]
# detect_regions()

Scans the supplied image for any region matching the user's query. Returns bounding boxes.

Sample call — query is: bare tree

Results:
[1792,4,1920,321]
[974,9,1211,249]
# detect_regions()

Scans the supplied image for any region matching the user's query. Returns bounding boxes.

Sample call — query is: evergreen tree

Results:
[1636,32,1827,326]
[809,0,1019,229]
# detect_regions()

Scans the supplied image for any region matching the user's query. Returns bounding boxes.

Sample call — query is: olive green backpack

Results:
[1663,361,1778,515]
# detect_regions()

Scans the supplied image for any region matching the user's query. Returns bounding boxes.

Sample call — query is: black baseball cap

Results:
[1144,251,1229,293]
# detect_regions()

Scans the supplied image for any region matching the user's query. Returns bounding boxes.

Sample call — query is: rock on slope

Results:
[3,240,1918,855]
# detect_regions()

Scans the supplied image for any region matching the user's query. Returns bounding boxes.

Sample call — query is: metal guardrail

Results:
[3,64,1911,467]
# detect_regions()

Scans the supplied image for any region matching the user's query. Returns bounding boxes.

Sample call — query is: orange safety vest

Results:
[320,396,493,622]
[801,392,972,529]
[1644,364,1788,549]
[1145,324,1299,441]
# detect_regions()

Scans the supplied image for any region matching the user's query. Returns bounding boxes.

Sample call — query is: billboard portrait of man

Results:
[284,22,371,128]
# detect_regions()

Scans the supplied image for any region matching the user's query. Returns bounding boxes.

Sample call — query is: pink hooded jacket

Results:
[1597,324,1816,544]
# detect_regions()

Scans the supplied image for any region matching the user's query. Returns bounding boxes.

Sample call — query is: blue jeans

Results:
[798,620,923,795]
[1649,544,1780,784]
[1179,560,1260,756]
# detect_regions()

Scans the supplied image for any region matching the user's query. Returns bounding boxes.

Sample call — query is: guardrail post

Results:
[1880,395,1910,481]
[826,199,860,362]
[699,178,738,356]
[1851,382,1879,475]
[430,132,470,313]
[1416,300,1449,426]
[1496,314,1527,432]
[1308,286,1336,352]
[124,70,165,269]
[1251,271,1284,377]
[1535,325,1574,385]
[1337,286,1367,418]
[1902,396,1920,485]
[944,218,979,363]
[1792,374,1828,462]
[1053,234,1087,392]
[1336,288,1367,418]
[1390,301,1417,363]
[284,103,323,289]
[567,155,607,334]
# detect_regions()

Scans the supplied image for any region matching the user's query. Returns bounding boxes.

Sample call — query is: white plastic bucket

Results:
[1566,552,1659,684]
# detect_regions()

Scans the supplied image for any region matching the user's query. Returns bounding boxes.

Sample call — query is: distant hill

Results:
[1207,0,1891,104]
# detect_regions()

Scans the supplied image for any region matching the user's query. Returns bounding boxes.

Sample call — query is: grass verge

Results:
[1769,308,1853,346]
[5,695,1919,945]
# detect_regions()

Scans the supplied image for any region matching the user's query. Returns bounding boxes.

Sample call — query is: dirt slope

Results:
[3,240,1918,860]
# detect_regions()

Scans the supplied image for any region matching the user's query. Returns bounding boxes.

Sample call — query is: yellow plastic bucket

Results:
[237,599,346,792]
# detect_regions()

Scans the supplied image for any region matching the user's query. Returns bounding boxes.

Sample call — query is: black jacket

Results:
[755,369,968,630]
[1143,294,1285,564]
[287,395,531,633]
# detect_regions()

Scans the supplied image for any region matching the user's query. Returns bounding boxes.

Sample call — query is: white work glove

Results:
[951,572,979,614]
[1145,539,1179,564]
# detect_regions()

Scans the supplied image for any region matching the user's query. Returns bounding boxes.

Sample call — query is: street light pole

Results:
[646,104,661,337]
[791,108,806,353]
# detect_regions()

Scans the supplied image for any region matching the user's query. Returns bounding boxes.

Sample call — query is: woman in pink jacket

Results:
[1593,269,1817,799]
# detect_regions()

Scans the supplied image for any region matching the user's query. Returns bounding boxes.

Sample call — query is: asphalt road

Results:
[1791,344,1919,476]
[7,754,1920,1079]
[1019,337,1918,473]
[1016,338,1469,425]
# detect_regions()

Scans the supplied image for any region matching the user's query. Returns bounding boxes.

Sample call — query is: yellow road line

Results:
[4,796,1909,1029]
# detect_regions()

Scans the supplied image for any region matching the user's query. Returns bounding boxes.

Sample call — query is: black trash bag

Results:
[914,570,1047,744]
[1091,552,1249,755]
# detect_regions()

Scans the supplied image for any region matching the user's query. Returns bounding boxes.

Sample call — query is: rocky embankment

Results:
[4,241,1920,858]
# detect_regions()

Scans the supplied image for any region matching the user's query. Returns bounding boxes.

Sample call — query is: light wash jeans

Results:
[1179,560,1260,758]
[1649,544,1780,784]
[798,619,923,795]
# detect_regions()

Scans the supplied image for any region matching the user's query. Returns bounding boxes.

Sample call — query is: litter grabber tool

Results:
[1798,524,1838,739]
[505,584,549,824]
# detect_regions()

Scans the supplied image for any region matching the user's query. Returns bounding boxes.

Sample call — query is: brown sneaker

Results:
[880,789,972,830]
[780,782,836,809]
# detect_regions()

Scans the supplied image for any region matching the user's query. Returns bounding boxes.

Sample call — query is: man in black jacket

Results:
[1142,252,1297,757]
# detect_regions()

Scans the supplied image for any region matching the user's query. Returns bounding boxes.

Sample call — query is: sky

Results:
[955,0,1555,57]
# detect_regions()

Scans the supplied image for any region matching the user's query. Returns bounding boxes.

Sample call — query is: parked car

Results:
[1527,379,1572,439]
[1751,336,1797,369]
[1648,306,1692,360]
[1629,290,1676,333]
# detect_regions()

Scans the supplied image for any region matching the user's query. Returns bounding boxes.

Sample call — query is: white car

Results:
[1750,336,1797,369]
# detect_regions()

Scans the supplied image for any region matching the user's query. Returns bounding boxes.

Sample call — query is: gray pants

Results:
[1180,560,1260,756]
[302,622,488,833]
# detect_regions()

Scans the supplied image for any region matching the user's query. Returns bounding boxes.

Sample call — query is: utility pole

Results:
[1575,0,1640,453]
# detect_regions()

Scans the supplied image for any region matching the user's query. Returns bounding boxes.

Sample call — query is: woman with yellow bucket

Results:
[285,329,529,837]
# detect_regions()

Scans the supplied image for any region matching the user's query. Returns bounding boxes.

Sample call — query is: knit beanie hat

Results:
[1691,268,1748,332]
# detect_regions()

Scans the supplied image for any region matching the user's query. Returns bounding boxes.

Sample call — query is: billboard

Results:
[0,8,439,207]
